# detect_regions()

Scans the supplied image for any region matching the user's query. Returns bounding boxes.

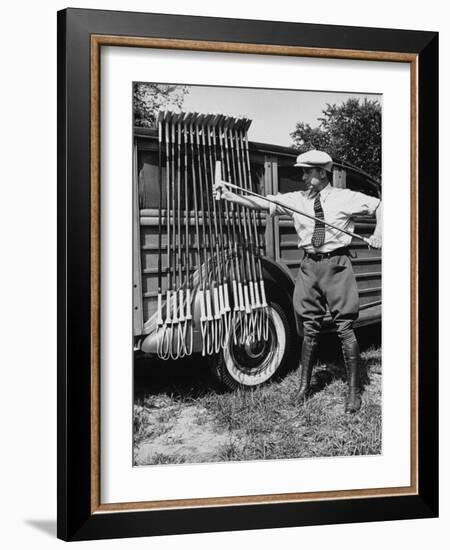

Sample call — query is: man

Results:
[214,150,382,413]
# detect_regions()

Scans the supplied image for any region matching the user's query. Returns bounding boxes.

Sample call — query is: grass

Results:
[133,341,382,465]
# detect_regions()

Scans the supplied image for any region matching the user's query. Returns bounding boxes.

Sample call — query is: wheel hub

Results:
[244,335,266,358]
[215,303,290,388]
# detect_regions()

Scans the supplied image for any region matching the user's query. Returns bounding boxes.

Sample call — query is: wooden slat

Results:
[352,257,382,264]
[277,217,375,228]
[359,287,382,296]
[133,144,144,335]
[278,232,377,248]
[280,257,381,267]
[355,272,382,280]
[358,299,382,311]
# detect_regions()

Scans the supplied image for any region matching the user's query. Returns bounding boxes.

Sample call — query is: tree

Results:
[290,98,382,180]
[133,83,189,128]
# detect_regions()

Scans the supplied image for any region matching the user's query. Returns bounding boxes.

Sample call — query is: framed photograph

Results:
[57,8,438,541]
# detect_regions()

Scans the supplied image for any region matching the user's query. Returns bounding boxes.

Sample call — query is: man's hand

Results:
[213,181,235,202]
[367,233,382,249]
[213,182,269,212]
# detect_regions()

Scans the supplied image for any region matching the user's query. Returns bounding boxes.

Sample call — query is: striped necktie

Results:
[311,194,326,248]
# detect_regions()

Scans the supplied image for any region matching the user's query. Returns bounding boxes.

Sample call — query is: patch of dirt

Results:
[134,405,230,465]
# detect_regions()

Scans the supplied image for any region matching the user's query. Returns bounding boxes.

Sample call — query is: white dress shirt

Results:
[266,184,380,253]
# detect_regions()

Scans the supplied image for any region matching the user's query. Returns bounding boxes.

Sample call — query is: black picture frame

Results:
[57,7,438,542]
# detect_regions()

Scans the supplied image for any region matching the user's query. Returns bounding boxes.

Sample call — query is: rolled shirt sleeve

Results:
[343,190,381,216]
[265,192,301,216]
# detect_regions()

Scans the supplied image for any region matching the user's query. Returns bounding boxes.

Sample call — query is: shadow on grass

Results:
[306,323,381,396]
[134,354,223,401]
[134,323,381,401]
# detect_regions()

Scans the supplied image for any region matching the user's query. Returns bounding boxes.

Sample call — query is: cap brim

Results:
[294,162,333,172]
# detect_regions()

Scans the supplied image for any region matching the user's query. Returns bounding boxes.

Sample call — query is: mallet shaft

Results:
[215,165,370,246]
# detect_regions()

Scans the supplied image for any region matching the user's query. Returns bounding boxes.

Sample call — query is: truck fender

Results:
[259,256,302,336]
[139,257,298,355]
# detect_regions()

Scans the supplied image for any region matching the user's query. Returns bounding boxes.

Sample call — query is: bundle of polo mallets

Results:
[155,111,269,360]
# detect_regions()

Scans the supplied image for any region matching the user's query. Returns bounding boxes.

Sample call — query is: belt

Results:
[303,246,350,261]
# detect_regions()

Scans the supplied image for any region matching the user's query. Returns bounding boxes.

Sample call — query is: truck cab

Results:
[133,126,381,390]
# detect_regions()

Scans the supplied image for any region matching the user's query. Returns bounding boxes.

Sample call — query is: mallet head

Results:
[214,161,223,200]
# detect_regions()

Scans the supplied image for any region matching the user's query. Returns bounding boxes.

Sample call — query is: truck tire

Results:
[209,298,299,390]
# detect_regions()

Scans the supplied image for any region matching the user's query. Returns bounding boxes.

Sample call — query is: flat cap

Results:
[294,150,333,172]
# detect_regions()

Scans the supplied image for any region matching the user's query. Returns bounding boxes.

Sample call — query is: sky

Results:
[179,84,381,147]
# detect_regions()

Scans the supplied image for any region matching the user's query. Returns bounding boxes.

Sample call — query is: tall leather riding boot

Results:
[297,336,318,401]
[342,339,362,413]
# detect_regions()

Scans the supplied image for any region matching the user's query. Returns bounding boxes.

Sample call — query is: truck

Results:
[133,122,381,390]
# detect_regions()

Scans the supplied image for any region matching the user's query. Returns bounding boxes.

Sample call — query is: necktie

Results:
[311,195,326,248]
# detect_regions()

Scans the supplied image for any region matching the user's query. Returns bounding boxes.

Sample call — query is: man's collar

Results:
[319,183,332,201]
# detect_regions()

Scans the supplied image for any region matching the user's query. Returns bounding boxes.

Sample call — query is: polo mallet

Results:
[235,120,265,340]
[188,117,207,356]
[159,113,174,361]
[200,116,223,354]
[242,124,269,339]
[155,112,164,357]
[194,117,214,356]
[228,122,255,343]
[214,169,373,247]
[173,115,186,359]
[211,116,232,347]
[224,122,250,345]
[218,121,246,346]
[182,113,194,356]
[203,115,226,352]
[168,113,181,359]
